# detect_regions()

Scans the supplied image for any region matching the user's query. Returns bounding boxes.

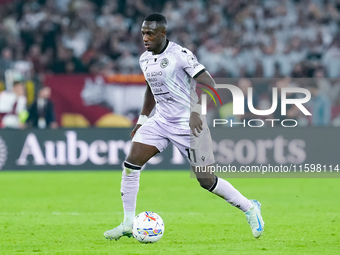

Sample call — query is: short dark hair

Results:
[13,81,23,86]
[144,13,167,26]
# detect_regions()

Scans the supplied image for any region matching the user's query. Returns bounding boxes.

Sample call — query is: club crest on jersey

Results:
[160,58,169,68]
[187,55,198,67]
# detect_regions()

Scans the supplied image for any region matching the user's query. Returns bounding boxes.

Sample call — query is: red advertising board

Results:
[43,74,146,127]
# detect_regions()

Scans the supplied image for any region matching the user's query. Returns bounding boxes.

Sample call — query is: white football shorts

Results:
[132,116,215,166]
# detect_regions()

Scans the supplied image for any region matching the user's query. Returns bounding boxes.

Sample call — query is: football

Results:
[132,211,165,243]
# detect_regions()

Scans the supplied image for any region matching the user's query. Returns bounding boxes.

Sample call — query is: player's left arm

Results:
[190,71,216,137]
[194,70,215,102]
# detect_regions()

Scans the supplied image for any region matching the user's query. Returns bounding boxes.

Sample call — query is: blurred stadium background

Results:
[0,2,339,254]
[0,0,339,171]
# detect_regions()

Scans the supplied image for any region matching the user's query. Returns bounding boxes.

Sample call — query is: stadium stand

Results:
[0,0,340,127]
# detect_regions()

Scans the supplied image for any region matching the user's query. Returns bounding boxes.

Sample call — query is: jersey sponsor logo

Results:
[160,58,169,68]
[0,136,8,170]
[153,88,163,93]
[147,71,162,77]
[149,82,163,87]
[147,77,158,82]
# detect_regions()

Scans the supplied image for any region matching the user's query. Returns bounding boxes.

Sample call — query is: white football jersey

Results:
[139,40,205,129]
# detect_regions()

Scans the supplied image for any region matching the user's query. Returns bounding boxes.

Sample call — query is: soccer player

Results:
[104,13,264,240]
[0,81,27,128]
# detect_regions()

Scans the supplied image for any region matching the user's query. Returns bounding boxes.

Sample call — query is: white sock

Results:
[121,162,141,225]
[123,210,135,226]
[211,177,252,212]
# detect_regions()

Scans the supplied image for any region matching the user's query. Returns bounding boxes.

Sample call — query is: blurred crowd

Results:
[0,0,340,78]
[1,0,340,128]
[211,77,340,127]
[0,81,57,129]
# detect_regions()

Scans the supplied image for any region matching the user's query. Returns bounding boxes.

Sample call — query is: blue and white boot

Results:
[245,200,265,238]
[104,222,133,241]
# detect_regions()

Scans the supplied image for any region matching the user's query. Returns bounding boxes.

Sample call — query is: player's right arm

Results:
[130,82,155,138]
[190,71,216,137]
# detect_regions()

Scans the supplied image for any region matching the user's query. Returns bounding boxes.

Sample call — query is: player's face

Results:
[13,84,25,96]
[141,21,165,52]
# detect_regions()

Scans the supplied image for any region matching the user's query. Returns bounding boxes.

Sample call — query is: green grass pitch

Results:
[0,171,339,255]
